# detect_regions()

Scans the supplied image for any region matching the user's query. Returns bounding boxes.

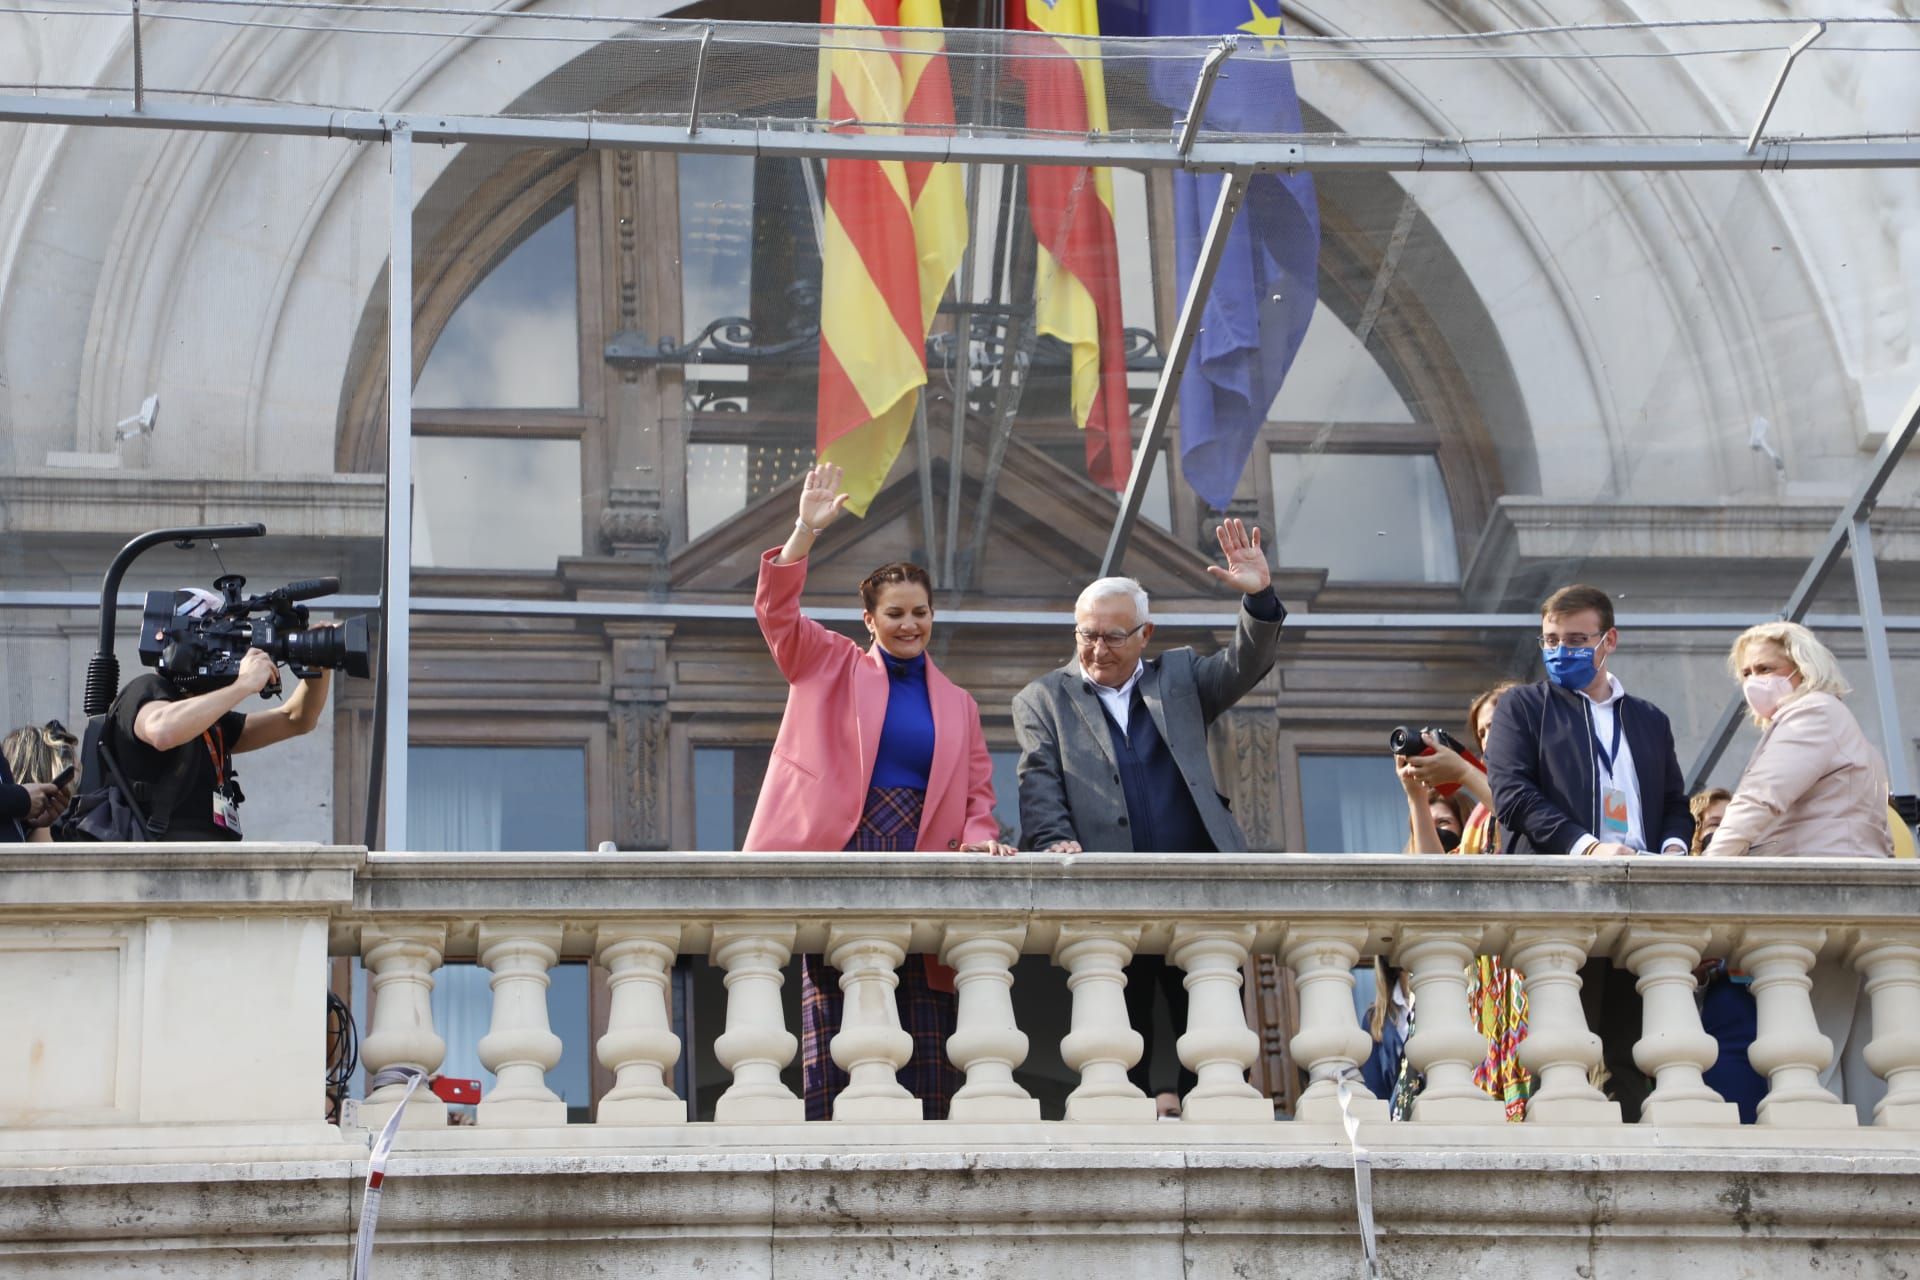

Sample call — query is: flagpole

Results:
[1098,167,1251,578]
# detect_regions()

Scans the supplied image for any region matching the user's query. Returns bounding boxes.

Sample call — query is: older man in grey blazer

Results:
[1013,518,1283,1110]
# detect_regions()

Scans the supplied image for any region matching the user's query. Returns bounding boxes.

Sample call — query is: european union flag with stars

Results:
[1104,0,1322,513]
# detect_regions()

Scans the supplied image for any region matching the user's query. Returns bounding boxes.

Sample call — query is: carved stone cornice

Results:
[0,471,384,539]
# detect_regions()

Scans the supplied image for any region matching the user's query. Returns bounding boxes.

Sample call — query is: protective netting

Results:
[6,7,1920,854]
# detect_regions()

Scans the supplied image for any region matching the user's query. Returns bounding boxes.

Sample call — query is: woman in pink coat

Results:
[746,462,1014,1120]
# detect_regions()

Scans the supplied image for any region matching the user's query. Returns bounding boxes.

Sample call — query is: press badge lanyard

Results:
[1591,704,1631,843]
[1591,707,1623,781]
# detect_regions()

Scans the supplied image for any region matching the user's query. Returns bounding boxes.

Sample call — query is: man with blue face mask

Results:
[1487,583,1692,859]
[1485,583,1692,1123]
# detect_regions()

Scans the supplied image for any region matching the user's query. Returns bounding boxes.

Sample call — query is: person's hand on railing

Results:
[962,839,1018,857]
[1042,839,1082,853]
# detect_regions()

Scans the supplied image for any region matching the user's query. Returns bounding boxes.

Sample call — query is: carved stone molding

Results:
[600,486,668,555]
[1224,705,1283,853]
[613,700,671,851]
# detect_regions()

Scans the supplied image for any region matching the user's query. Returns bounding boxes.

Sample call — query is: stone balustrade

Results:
[9,846,1920,1144]
[11,846,1920,1278]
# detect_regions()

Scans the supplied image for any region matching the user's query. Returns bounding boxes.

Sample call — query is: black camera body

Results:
[138,574,371,693]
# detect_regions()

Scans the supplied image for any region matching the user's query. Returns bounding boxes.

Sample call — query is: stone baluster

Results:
[1508,927,1619,1124]
[1283,925,1385,1123]
[475,922,568,1127]
[1737,926,1856,1128]
[357,924,450,1130]
[1617,926,1738,1125]
[939,923,1040,1122]
[1849,930,1920,1128]
[593,924,684,1125]
[1169,924,1273,1123]
[1393,926,1506,1124]
[826,922,920,1121]
[1054,925,1156,1123]
[710,924,803,1124]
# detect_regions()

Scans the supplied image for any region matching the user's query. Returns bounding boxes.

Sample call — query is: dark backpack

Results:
[53,691,195,843]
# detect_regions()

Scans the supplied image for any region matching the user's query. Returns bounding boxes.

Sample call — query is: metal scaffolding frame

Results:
[4,60,1920,845]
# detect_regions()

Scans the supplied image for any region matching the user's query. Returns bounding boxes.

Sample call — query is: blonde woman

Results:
[1703,622,1892,858]
[1704,621,1891,1123]
[2,721,79,844]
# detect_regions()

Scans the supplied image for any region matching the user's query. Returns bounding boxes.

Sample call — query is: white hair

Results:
[1075,576,1150,624]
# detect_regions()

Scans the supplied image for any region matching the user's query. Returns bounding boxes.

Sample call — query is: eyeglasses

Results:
[1539,633,1603,650]
[1075,622,1147,648]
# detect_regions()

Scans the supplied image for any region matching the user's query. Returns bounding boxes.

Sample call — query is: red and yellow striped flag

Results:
[816,0,968,517]
[1009,0,1132,491]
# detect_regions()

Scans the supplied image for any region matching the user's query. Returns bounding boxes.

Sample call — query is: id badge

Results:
[1601,786,1631,841]
[213,790,243,838]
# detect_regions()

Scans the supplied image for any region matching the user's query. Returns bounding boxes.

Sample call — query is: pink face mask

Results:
[1743,673,1795,721]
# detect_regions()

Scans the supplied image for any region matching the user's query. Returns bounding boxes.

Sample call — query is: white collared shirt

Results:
[1080,659,1146,738]
[1573,673,1686,855]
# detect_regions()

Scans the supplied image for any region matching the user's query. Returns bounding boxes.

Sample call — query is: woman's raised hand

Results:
[798,462,852,532]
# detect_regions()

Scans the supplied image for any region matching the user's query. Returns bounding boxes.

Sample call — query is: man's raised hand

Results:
[1204,518,1271,595]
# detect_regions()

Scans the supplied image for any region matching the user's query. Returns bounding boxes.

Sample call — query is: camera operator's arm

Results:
[236,660,332,753]
[1398,760,1447,854]
[135,648,277,752]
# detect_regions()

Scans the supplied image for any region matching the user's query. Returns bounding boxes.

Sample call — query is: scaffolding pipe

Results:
[1100,169,1250,577]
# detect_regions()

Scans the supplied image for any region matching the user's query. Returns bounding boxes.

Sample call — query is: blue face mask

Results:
[1543,645,1598,690]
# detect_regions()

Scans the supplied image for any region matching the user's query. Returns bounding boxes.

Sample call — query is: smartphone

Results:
[51,764,76,790]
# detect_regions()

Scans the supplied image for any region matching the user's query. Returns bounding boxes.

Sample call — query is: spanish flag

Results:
[816,0,968,517]
[1009,0,1132,491]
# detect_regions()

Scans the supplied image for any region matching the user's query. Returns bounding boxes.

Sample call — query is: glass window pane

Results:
[1299,754,1408,854]
[407,745,587,851]
[694,746,735,850]
[416,199,579,409]
[990,749,1020,848]
[1270,452,1459,583]
[413,436,582,570]
[1267,303,1415,425]
[686,443,748,543]
[679,154,755,338]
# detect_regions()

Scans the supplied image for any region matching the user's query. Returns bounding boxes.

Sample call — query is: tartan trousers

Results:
[800,785,962,1121]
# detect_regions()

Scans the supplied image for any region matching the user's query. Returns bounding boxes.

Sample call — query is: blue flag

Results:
[1106,0,1321,513]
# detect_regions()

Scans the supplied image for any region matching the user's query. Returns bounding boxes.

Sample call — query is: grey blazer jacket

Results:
[1012,597,1284,853]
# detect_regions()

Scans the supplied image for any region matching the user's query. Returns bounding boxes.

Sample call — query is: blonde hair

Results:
[1727,621,1849,722]
[3,721,79,789]
[1688,787,1732,855]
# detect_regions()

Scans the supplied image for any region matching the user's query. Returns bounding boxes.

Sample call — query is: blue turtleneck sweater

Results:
[869,650,935,791]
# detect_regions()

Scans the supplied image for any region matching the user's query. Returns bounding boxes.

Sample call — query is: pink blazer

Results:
[742,548,1001,853]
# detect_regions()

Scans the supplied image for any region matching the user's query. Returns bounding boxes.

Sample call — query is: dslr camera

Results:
[139,574,371,693]
[1388,724,1485,799]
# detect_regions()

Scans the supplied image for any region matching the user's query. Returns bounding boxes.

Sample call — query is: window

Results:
[416,198,580,410]
[1270,452,1459,583]
[412,436,584,570]
[408,745,587,851]
[1299,754,1408,853]
[1267,302,1415,425]
[693,745,770,850]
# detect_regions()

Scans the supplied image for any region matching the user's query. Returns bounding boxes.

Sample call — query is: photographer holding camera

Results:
[105,588,336,841]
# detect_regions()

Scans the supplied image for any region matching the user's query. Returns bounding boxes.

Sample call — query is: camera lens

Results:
[282,615,372,678]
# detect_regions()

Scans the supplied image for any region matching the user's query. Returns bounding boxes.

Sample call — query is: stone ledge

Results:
[3,1146,1917,1279]
[0,845,364,911]
[0,471,384,539]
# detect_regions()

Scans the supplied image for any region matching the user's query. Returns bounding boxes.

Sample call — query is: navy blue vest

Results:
[1094,682,1215,853]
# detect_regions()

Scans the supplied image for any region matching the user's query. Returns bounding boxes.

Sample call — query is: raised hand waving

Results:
[1204,517,1271,595]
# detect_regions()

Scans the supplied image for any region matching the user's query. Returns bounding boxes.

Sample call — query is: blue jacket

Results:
[1487,679,1692,856]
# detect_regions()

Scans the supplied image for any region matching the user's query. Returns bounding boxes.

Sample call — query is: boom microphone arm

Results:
[83,523,268,717]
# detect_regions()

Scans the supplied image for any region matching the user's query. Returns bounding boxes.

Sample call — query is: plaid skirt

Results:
[801,785,961,1121]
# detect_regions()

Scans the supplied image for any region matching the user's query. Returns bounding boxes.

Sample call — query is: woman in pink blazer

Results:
[746,462,1013,1120]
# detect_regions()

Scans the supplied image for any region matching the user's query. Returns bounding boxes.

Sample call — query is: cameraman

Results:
[109,592,334,841]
